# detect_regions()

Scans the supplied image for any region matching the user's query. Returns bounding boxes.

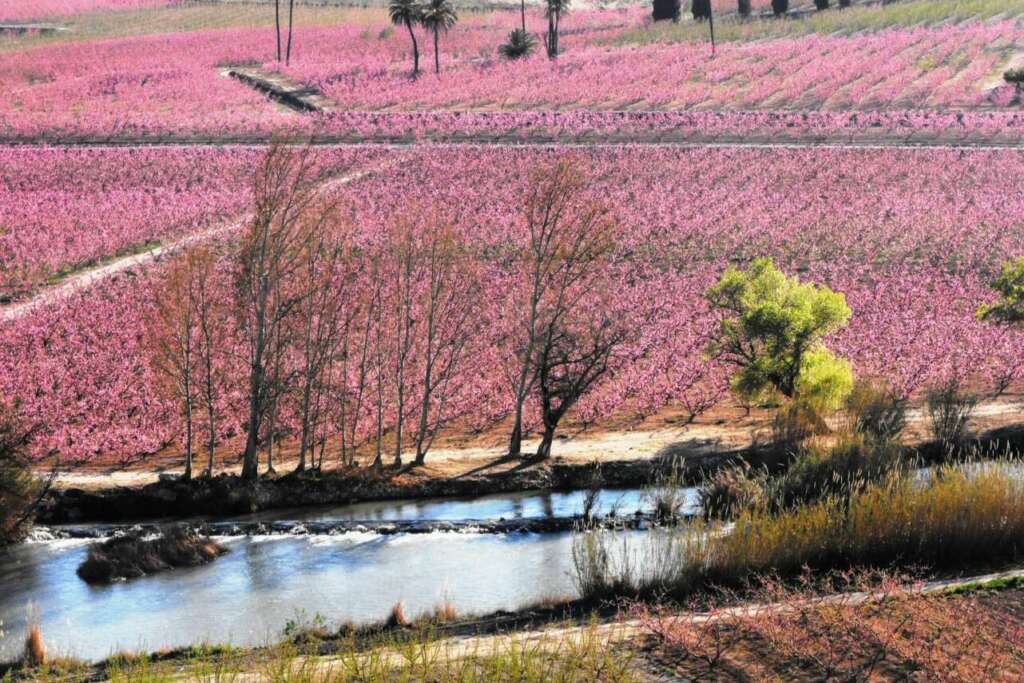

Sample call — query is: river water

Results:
[0,487,698,661]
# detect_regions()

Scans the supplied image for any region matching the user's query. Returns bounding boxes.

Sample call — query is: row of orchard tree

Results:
[145,147,631,481]
[655,0,854,24]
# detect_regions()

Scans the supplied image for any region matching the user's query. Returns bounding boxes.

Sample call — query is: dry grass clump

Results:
[386,601,410,629]
[76,526,228,584]
[431,601,458,624]
[577,458,1024,600]
[636,571,1024,681]
[24,623,46,668]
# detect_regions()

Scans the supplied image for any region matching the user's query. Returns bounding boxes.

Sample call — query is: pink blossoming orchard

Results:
[0,0,1022,473]
[0,0,1021,469]
[6,0,1024,671]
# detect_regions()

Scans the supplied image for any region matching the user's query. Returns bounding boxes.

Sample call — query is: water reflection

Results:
[225,487,699,524]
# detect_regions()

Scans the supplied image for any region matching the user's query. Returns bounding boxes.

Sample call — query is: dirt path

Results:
[0,155,406,324]
[50,394,1024,490]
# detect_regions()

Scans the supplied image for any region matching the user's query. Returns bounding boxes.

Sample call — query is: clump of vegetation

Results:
[768,398,828,464]
[498,28,537,59]
[645,461,690,522]
[1005,67,1024,86]
[386,601,410,629]
[0,400,49,548]
[24,623,46,669]
[844,379,906,444]
[691,0,711,20]
[925,378,978,453]
[765,435,903,511]
[580,461,603,524]
[576,457,1024,600]
[76,526,228,584]
[772,0,789,15]
[699,464,765,519]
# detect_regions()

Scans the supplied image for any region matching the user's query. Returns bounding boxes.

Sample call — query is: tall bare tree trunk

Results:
[184,390,193,480]
[286,0,295,65]
[520,0,526,31]
[275,0,281,61]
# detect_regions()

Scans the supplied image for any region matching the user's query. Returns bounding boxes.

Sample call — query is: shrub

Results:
[737,0,751,17]
[814,0,830,9]
[845,380,906,443]
[76,526,228,584]
[765,436,903,511]
[498,29,536,60]
[926,378,977,452]
[699,465,766,519]
[691,0,711,20]
[651,0,681,22]
[645,461,689,522]
[772,0,788,15]
[0,401,46,547]
[581,461,603,523]
[1005,68,1024,86]
[768,399,827,463]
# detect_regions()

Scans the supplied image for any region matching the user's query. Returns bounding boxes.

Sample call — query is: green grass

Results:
[615,0,1024,47]
[0,3,387,53]
[944,574,1024,595]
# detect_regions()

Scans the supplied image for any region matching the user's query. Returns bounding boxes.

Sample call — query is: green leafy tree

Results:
[420,0,458,75]
[390,0,423,77]
[706,257,853,410]
[978,257,1024,324]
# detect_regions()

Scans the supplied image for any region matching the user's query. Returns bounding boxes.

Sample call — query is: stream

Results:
[0,486,698,661]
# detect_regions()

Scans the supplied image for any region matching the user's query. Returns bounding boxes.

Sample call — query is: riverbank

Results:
[37,408,1024,526]
[4,566,1024,681]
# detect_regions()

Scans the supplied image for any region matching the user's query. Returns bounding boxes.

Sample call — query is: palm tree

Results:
[499,28,537,60]
[544,0,570,59]
[420,0,458,75]
[390,0,423,77]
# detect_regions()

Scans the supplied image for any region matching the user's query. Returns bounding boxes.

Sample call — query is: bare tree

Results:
[387,216,420,468]
[275,0,282,61]
[145,250,204,480]
[286,0,296,65]
[412,214,481,466]
[189,246,226,478]
[235,145,322,481]
[294,211,354,473]
[505,159,619,458]
[335,260,376,469]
